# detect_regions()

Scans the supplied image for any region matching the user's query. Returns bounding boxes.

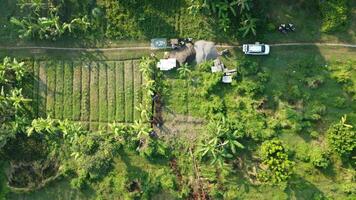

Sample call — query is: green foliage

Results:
[0,57,30,150]
[259,139,294,184]
[198,72,222,97]
[11,0,90,40]
[197,117,244,166]
[188,0,256,35]
[320,0,349,32]
[327,115,356,159]
[309,147,330,169]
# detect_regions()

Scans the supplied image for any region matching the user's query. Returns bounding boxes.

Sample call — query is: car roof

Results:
[248,44,263,52]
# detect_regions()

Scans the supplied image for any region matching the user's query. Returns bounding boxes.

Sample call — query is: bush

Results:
[309,148,330,169]
[320,0,349,32]
[259,139,295,184]
[333,97,347,108]
[327,115,356,159]
[303,101,326,121]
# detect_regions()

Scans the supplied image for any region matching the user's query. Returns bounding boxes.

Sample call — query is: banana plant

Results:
[8,88,31,110]
[239,14,258,37]
[237,0,251,13]
[178,63,192,79]
[131,120,152,139]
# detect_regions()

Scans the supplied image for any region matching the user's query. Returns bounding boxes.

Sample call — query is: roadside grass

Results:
[261,0,355,43]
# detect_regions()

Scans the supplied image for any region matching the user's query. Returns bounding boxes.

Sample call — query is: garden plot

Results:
[32,59,144,130]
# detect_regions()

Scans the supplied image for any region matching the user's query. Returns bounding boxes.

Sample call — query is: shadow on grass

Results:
[286,174,325,200]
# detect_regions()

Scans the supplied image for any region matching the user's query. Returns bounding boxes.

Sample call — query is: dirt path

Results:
[0,42,355,51]
[217,43,356,48]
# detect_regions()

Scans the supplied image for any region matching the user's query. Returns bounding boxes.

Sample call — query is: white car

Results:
[242,43,270,55]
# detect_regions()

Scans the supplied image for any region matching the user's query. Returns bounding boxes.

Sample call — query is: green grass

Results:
[163,45,356,199]
[107,61,116,122]
[133,60,142,121]
[89,62,99,130]
[81,63,90,123]
[124,60,134,122]
[46,61,56,117]
[116,61,125,122]
[98,62,108,130]
[63,61,73,119]
[54,61,64,119]
[38,61,47,118]
[29,59,145,129]
[72,62,82,121]
[32,61,40,118]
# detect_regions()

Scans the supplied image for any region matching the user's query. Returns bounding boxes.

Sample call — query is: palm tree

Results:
[239,14,258,37]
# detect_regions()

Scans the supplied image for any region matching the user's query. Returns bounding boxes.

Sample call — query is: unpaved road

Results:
[0,42,355,51]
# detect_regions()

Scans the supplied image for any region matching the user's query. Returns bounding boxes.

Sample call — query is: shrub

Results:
[303,101,326,121]
[259,139,295,184]
[333,97,347,108]
[309,148,330,169]
[198,73,222,97]
[320,0,349,32]
[260,139,294,184]
[327,115,356,159]
[202,95,226,118]
[305,75,325,89]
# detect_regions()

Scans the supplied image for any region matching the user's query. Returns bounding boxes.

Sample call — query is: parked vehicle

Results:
[242,43,270,55]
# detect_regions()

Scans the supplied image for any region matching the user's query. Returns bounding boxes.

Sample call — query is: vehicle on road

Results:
[242,43,270,55]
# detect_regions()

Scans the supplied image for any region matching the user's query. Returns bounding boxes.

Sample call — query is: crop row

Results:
[32,60,144,130]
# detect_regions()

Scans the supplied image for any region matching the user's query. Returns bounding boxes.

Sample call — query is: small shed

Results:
[157,58,177,71]
[151,38,168,49]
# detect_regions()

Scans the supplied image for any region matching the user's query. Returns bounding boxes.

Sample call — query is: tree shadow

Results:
[286,174,326,200]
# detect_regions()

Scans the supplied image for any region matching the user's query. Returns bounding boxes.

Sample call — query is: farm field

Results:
[0,0,355,200]
[31,59,144,130]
